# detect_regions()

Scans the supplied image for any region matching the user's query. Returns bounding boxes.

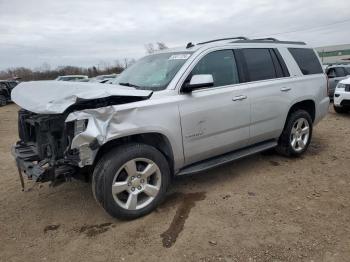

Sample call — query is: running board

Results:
[177,140,277,176]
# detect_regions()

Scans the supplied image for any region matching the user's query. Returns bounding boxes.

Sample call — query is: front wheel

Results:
[92,143,171,220]
[276,110,313,157]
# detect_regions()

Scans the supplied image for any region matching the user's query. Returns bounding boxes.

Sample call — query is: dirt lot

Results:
[0,103,349,262]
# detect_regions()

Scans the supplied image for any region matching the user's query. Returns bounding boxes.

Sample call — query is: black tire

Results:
[333,105,347,114]
[0,95,6,107]
[92,143,171,220]
[276,110,313,157]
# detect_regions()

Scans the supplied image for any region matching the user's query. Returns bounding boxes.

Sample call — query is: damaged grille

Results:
[17,109,73,161]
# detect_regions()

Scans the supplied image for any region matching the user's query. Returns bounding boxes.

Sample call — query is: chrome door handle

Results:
[280,87,291,92]
[232,95,247,101]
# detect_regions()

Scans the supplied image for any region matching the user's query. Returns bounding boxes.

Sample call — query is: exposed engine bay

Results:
[14,109,79,184]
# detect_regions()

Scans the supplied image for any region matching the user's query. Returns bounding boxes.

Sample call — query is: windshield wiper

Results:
[118,82,140,88]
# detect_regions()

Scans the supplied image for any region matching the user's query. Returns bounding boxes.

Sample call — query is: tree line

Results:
[0,61,128,82]
[0,42,168,81]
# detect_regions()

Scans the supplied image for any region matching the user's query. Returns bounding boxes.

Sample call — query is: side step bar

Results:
[177,140,278,176]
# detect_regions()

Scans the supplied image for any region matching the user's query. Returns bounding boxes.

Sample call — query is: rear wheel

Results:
[0,95,6,106]
[276,110,312,157]
[333,105,348,114]
[92,143,171,219]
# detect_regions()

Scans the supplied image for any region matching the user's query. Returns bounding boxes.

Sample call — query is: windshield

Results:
[112,52,193,91]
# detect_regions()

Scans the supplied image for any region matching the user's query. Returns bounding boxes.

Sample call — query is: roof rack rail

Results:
[253,37,279,41]
[232,39,306,45]
[197,37,249,45]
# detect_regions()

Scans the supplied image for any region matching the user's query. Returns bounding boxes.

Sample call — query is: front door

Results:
[178,50,251,165]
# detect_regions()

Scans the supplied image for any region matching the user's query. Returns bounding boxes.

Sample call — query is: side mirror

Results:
[182,74,214,93]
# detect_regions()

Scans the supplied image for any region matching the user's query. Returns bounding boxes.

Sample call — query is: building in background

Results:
[316,44,350,65]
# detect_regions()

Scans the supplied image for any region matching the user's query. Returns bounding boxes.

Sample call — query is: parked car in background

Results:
[75,76,118,84]
[0,80,18,106]
[89,74,119,83]
[11,37,329,219]
[99,78,115,84]
[75,78,90,82]
[325,65,350,98]
[334,77,350,113]
[55,75,88,81]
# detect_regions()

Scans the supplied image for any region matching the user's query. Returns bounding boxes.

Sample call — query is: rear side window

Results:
[240,48,278,81]
[191,50,239,87]
[345,67,350,75]
[288,48,323,75]
[335,67,346,77]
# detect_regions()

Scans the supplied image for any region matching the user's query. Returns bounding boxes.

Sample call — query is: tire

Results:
[333,105,347,114]
[0,95,6,107]
[92,143,171,220]
[276,110,313,157]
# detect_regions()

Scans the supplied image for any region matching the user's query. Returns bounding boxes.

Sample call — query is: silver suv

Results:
[12,37,329,219]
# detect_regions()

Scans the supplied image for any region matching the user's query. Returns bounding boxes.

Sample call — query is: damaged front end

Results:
[12,109,80,186]
[11,81,153,188]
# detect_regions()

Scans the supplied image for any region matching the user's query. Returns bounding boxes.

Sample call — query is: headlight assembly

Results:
[74,119,88,135]
[336,83,345,90]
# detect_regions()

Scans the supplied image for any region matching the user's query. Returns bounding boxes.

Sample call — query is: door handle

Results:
[232,95,247,101]
[280,87,291,92]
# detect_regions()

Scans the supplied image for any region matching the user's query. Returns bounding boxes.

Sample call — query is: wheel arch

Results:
[93,132,175,175]
[286,99,316,124]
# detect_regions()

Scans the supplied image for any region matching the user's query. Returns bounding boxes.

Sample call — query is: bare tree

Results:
[145,43,155,54]
[123,58,136,68]
[145,42,168,54]
[157,42,168,50]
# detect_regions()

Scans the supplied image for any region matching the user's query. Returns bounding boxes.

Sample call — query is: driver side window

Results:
[191,50,239,87]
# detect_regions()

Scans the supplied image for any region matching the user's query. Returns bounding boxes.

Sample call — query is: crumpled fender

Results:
[65,99,184,169]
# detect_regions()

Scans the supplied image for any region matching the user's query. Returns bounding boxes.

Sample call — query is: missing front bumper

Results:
[12,143,77,186]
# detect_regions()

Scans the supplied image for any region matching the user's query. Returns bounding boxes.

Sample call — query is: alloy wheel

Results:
[111,158,161,210]
[290,118,310,152]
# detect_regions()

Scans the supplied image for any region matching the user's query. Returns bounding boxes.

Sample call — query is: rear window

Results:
[335,67,346,77]
[241,48,277,81]
[344,67,350,75]
[288,48,323,75]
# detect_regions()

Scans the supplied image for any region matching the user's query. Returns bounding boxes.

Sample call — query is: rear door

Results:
[179,49,251,165]
[236,48,292,144]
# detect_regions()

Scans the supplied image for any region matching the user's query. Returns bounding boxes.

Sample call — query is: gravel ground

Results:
[0,103,349,262]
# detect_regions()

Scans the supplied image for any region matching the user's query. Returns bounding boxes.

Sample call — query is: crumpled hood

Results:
[11,81,153,114]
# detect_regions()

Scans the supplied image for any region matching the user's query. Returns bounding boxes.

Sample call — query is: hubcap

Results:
[290,118,310,152]
[112,158,161,210]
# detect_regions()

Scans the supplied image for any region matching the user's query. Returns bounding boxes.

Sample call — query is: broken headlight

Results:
[74,119,88,135]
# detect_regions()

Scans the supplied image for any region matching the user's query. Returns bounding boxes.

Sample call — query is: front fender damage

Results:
[12,92,152,186]
[66,106,140,167]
